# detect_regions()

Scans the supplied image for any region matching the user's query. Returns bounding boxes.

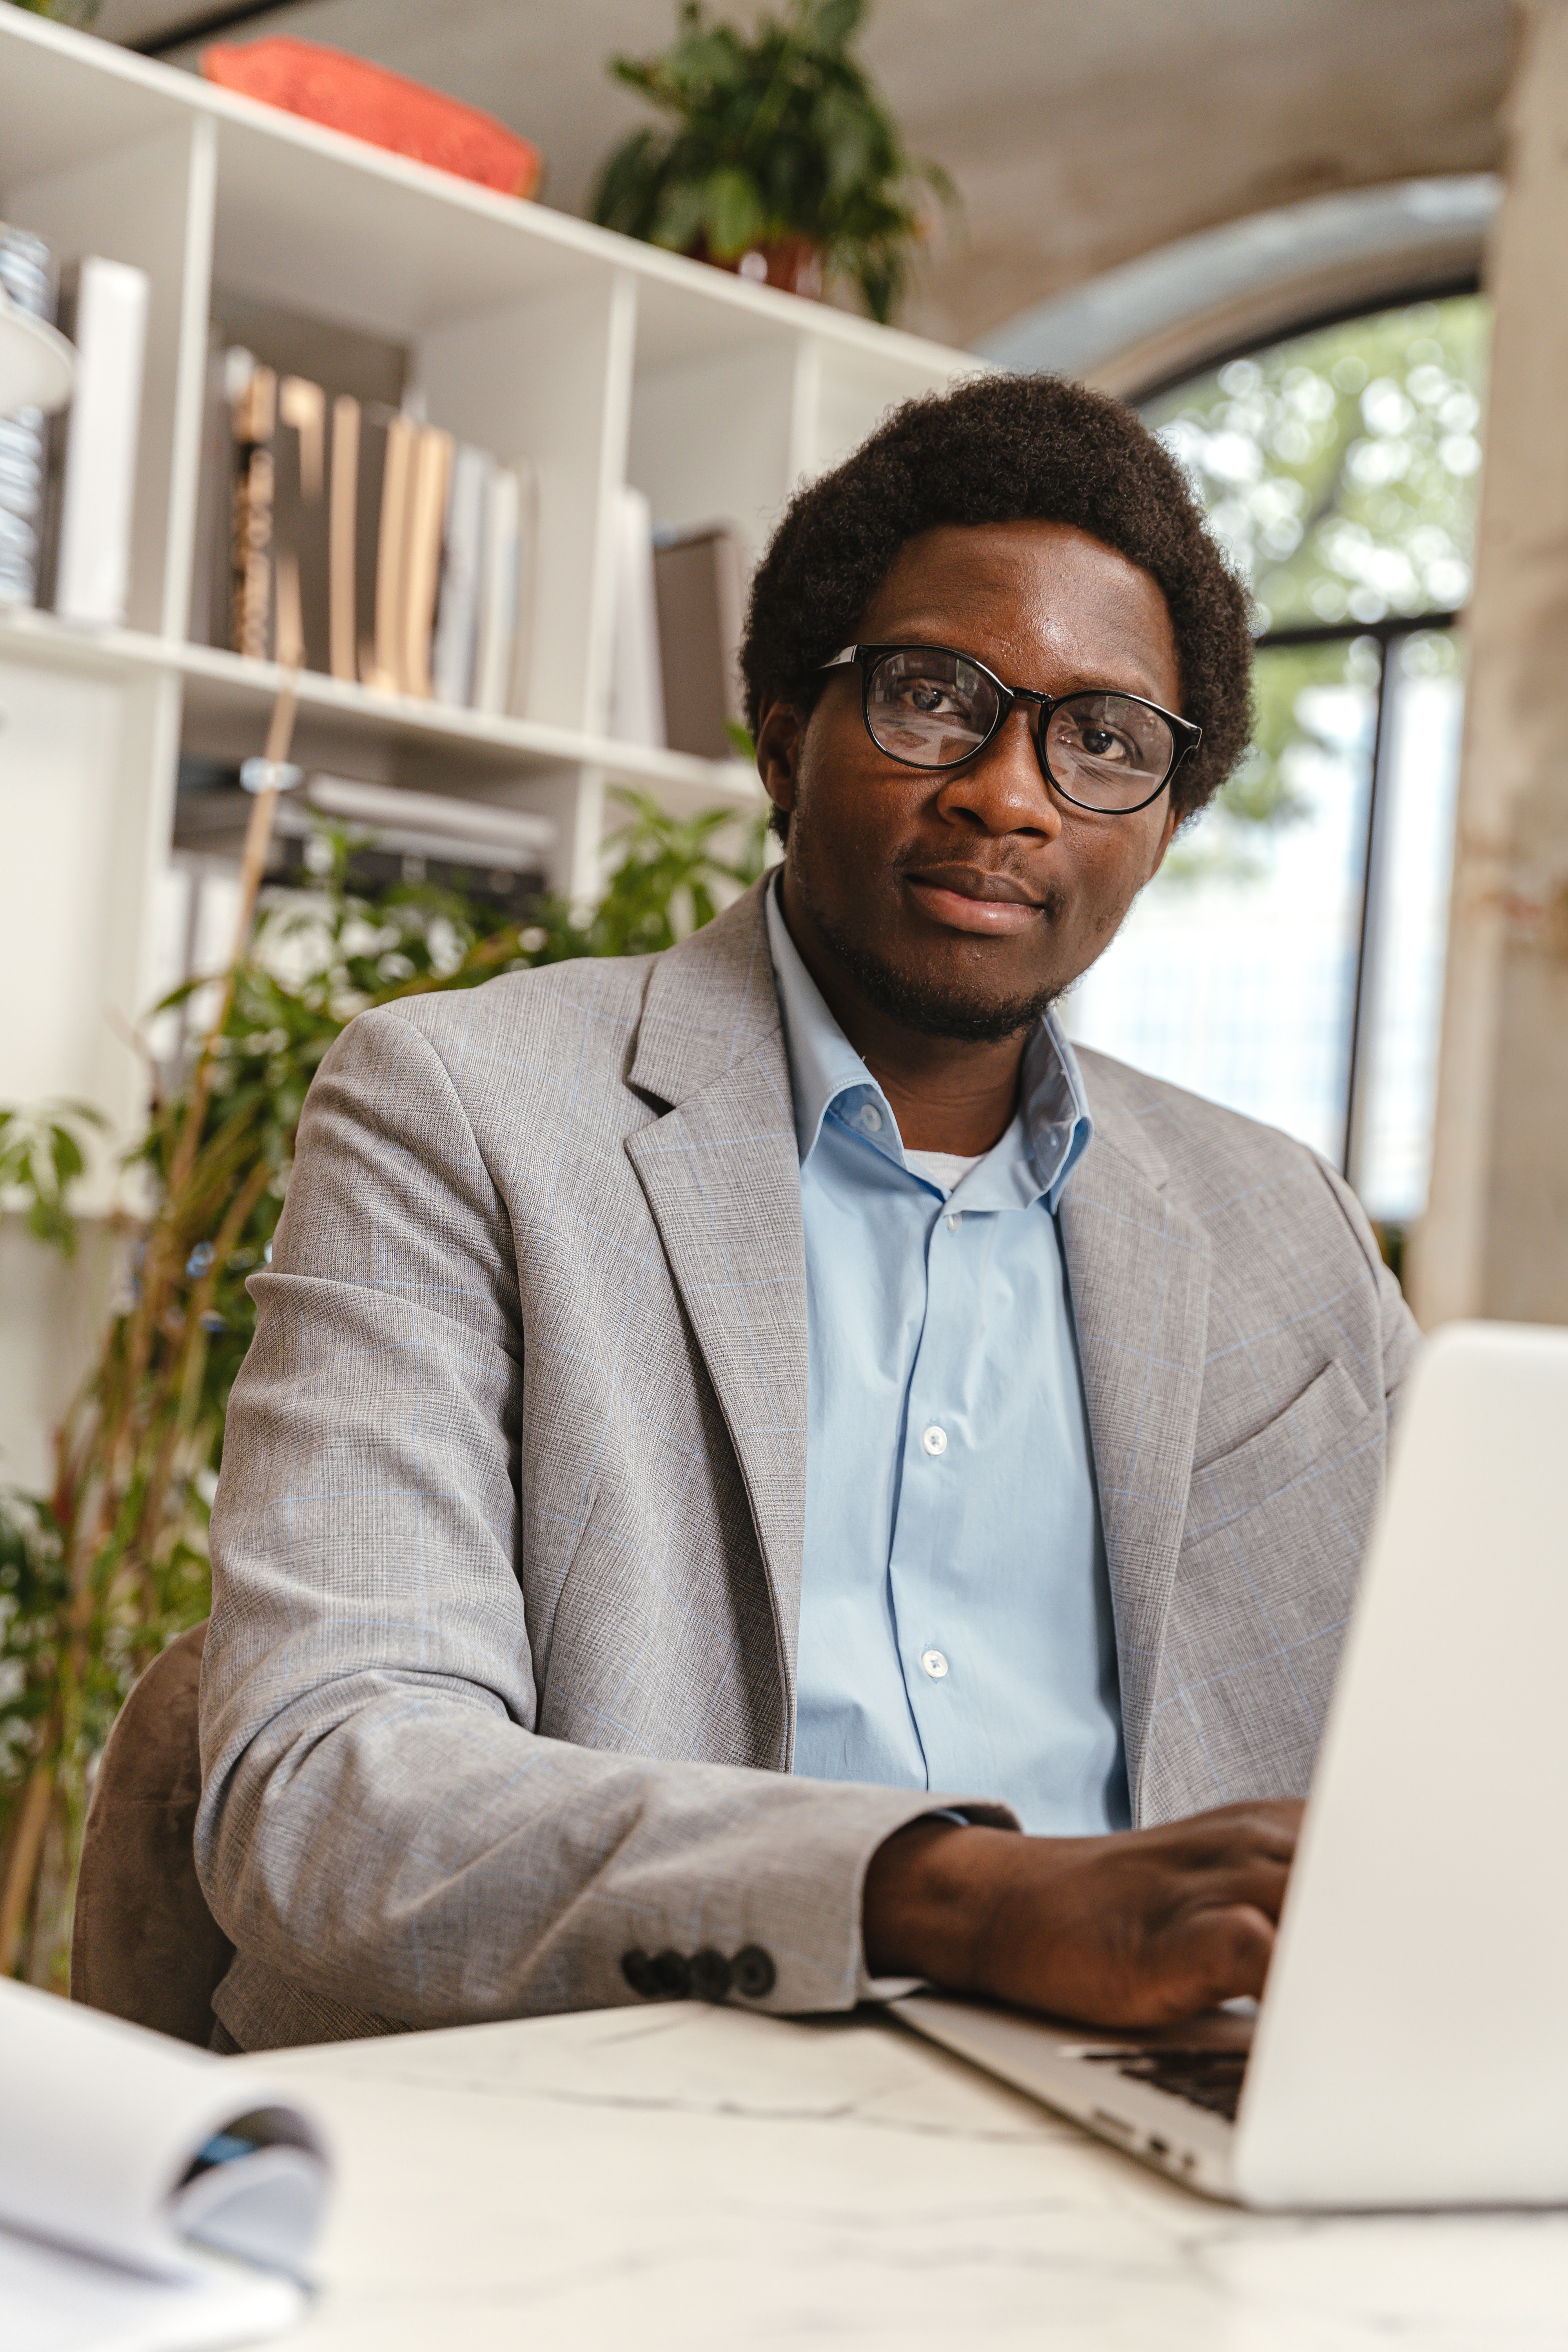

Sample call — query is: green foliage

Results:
[591,0,956,322]
[558,790,769,956]
[3,0,100,22]
[0,1100,108,1256]
[1147,292,1489,634]
[0,790,767,1984]
[1162,638,1372,886]
[1147,292,1487,888]
[0,1497,69,1785]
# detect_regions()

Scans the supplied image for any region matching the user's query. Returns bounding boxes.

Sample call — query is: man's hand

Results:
[862,1802,1303,2027]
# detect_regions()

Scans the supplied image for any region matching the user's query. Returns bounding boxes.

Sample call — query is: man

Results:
[198,375,1416,2052]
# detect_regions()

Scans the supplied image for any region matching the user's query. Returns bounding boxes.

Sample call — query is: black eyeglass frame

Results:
[820,642,1202,815]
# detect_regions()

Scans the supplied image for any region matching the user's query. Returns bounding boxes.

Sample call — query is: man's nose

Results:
[934,703,1061,837]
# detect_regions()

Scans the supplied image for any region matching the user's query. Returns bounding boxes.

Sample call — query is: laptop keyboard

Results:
[1085,2047,1249,2122]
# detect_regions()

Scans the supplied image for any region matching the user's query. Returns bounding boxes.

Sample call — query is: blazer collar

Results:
[628,878,783,1110]
[624,881,807,1760]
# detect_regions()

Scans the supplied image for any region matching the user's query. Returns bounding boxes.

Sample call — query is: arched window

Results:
[1064,291,1488,1249]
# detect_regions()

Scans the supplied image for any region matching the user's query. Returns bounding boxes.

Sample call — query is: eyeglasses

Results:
[820,643,1201,815]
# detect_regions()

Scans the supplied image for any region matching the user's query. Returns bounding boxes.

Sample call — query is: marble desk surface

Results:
[265,2003,1568,2352]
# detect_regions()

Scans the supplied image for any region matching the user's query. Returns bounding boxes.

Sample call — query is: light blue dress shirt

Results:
[764,880,1131,1836]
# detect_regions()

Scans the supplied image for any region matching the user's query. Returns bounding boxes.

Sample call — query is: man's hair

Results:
[740,372,1254,822]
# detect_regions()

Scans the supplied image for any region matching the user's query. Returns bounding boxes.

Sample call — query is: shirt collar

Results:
[763,871,1094,1212]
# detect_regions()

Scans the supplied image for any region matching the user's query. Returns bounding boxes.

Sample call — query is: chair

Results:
[71,1620,234,2048]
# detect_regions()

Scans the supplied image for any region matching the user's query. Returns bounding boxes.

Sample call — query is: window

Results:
[1063,293,1489,1233]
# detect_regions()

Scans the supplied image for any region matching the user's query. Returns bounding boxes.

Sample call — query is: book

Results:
[301,771,557,865]
[653,524,747,760]
[227,353,276,662]
[364,407,414,691]
[271,373,330,673]
[472,459,536,718]
[328,391,359,681]
[431,441,492,706]
[0,223,55,610]
[608,484,666,748]
[0,1977,330,2352]
[399,423,453,698]
[46,256,150,628]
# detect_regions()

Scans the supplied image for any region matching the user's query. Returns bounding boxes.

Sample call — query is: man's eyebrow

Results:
[862,626,1172,702]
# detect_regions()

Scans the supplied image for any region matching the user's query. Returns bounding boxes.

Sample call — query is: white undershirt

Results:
[902,1147,984,1196]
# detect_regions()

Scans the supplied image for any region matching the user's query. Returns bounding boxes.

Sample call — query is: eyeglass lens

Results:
[864,648,1175,811]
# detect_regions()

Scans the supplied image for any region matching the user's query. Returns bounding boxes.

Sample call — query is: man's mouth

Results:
[902,866,1048,937]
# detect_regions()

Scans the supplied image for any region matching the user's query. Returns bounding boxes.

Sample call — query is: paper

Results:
[0,2229,303,2352]
[0,1981,329,2350]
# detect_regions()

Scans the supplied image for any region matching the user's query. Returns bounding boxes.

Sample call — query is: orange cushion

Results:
[203,37,543,200]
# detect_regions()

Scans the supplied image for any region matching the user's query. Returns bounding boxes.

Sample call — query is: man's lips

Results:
[902,867,1048,937]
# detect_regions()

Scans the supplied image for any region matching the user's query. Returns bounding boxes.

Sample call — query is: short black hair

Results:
[740,372,1253,820]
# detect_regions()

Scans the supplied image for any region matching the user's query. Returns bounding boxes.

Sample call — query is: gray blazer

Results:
[198,880,1418,2051]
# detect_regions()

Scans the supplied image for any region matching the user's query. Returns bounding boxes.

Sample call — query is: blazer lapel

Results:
[624,885,809,1756]
[1059,1060,1211,1818]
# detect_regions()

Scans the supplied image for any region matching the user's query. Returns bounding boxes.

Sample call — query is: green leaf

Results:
[702,165,767,257]
[651,178,710,253]
[800,0,864,54]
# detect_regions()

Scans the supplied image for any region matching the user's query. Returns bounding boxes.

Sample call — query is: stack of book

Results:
[198,339,537,718]
[0,222,149,626]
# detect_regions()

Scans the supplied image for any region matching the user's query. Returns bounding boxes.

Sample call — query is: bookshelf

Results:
[0,7,976,1163]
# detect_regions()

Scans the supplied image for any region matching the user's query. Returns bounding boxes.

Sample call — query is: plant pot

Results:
[688,235,825,301]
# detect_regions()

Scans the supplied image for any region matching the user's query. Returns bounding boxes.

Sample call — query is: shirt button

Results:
[920,1649,949,1680]
[857,1102,883,1133]
[920,1424,947,1457]
[945,1210,961,1230]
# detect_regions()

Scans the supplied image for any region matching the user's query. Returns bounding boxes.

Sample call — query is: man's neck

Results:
[779,874,1028,1156]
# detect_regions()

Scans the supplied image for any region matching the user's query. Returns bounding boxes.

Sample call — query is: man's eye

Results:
[899,681,956,716]
[1076,725,1133,762]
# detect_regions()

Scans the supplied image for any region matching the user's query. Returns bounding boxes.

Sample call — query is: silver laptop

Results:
[896,1319,1568,2209]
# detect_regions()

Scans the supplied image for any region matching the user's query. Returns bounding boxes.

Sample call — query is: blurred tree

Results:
[1148,292,1489,634]
[1145,292,1489,880]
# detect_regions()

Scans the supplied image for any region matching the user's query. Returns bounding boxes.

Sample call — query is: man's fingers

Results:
[1154,1800,1304,1871]
[1163,1901,1276,2013]
[1185,1851,1293,1924]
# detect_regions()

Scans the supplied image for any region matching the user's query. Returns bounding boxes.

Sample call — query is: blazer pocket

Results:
[1187,1359,1379,1539]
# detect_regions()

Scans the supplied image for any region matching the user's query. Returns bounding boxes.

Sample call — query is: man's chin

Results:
[821,927,1062,1044]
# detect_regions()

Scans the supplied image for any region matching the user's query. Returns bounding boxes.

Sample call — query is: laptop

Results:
[895,1319,1568,2209]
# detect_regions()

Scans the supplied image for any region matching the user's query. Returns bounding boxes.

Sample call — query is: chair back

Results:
[71,1620,234,2047]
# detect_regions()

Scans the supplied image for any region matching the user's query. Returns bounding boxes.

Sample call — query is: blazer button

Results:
[689,1949,733,2002]
[621,1949,658,1998]
[731,1945,776,2000]
[651,1949,693,1999]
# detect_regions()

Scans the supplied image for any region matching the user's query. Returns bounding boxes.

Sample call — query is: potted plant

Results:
[590,0,955,324]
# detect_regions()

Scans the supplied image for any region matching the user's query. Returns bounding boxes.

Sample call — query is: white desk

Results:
[268,2004,1568,2350]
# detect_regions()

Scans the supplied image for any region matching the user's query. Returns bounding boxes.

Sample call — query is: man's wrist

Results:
[862,1816,1019,1989]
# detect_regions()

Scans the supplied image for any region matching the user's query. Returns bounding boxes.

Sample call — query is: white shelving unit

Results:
[0,7,975,1159]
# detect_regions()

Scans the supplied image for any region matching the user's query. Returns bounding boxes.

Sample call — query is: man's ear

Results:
[756,697,805,823]
[1145,797,1185,883]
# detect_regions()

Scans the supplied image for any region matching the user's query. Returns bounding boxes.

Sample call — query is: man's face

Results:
[758,519,1187,1042]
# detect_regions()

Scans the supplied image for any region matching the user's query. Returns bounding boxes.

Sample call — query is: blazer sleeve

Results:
[1314,1155,1424,1419]
[196,1006,1008,2046]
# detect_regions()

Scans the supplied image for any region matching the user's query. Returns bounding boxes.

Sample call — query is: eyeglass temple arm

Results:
[820,645,860,671]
